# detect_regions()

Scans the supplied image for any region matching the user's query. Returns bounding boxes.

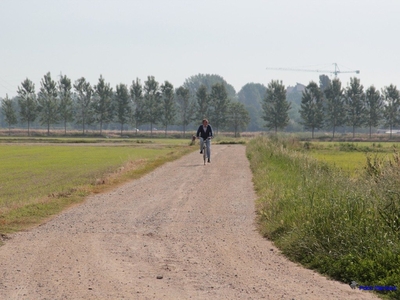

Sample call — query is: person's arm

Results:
[196,126,201,137]
[208,125,213,138]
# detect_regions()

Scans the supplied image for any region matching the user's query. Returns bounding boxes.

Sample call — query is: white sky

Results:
[1,0,399,97]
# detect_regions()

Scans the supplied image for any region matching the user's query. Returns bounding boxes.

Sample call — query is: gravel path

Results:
[0,144,379,299]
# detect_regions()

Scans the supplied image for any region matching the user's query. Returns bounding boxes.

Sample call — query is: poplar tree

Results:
[324,78,346,138]
[130,78,144,133]
[262,80,290,132]
[175,86,193,137]
[160,81,176,137]
[17,78,37,136]
[38,72,59,135]
[58,75,74,134]
[143,76,162,135]
[115,83,131,135]
[209,83,230,133]
[227,101,250,137]
[345,77,365,138]
[382,84,400,139]
[365,86,383,138]
[74,77,93,135]
[299,81,324,138]
[93,75,113,134]
[319,74,331,92]
[195,84,210,121]
[1,94,18,135]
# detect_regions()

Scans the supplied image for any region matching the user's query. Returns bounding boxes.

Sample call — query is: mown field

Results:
[0,137,194,235]
[247,136,400,299]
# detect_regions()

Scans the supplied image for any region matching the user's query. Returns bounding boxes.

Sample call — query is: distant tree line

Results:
[251,75,400,138]
[2,72,399,138]
[299,75,399,138]
[0,73,250,137]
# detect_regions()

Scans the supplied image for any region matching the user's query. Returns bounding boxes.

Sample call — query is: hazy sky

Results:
[1,0,399,98]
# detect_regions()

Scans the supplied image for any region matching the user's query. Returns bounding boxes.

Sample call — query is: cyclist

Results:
[196,119,213,163]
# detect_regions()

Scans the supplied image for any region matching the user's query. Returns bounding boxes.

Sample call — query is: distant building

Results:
[377,129,400,134]
[287,83,306,94]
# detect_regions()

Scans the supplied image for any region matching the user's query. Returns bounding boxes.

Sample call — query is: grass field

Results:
[0,138,194,234]
[0,136,192,145]
[303,141,400,176]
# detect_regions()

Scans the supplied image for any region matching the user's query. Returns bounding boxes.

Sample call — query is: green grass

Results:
[0,140,194,234]
[0,136,192,145]
[302,141,399,176]
[247,136,400,299]
[311,141,400,150]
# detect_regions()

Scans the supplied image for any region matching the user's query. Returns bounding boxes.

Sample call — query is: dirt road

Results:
[0,145,378,299]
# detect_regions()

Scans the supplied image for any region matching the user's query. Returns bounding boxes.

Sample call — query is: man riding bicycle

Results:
[196,119,213,163]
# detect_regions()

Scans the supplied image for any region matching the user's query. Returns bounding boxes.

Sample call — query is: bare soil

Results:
[0,145,379,299]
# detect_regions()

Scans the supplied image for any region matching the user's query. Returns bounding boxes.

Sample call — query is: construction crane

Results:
[266,63,360,77]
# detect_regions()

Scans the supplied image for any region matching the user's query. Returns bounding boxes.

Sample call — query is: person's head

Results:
[202,119,208,126]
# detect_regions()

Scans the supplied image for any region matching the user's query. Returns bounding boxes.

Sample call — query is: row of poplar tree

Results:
[263,76,400,138]
[0,72,250,137]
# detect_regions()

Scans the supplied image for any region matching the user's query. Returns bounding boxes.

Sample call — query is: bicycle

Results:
[199,137,211,165]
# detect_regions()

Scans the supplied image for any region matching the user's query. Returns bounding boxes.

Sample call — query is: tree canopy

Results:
[324,78,346,138]
[183,74,236,100]
[299,81,324,138]
[345,77,365,138]
[38,72,59,135]
[17,78,37,136]
[237,83,265,131]
[262,80,290,132]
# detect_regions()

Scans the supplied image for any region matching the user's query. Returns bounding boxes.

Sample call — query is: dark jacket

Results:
[196,124,213,140]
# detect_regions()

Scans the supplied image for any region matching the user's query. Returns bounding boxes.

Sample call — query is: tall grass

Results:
[247,136,400,298]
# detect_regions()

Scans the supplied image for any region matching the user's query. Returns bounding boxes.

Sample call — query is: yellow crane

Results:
[266,63,360,77]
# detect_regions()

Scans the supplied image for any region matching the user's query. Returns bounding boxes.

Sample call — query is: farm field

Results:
[0,138,193,233]
[304,141,400,175]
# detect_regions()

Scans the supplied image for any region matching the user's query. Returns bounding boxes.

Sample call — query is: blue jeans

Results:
[200,138,211,160]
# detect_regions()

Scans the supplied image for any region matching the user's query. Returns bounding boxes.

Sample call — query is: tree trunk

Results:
[82,113,85,135]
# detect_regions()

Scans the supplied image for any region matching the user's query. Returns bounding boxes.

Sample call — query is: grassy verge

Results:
[247,136,400,299]
[0,141,194,236]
